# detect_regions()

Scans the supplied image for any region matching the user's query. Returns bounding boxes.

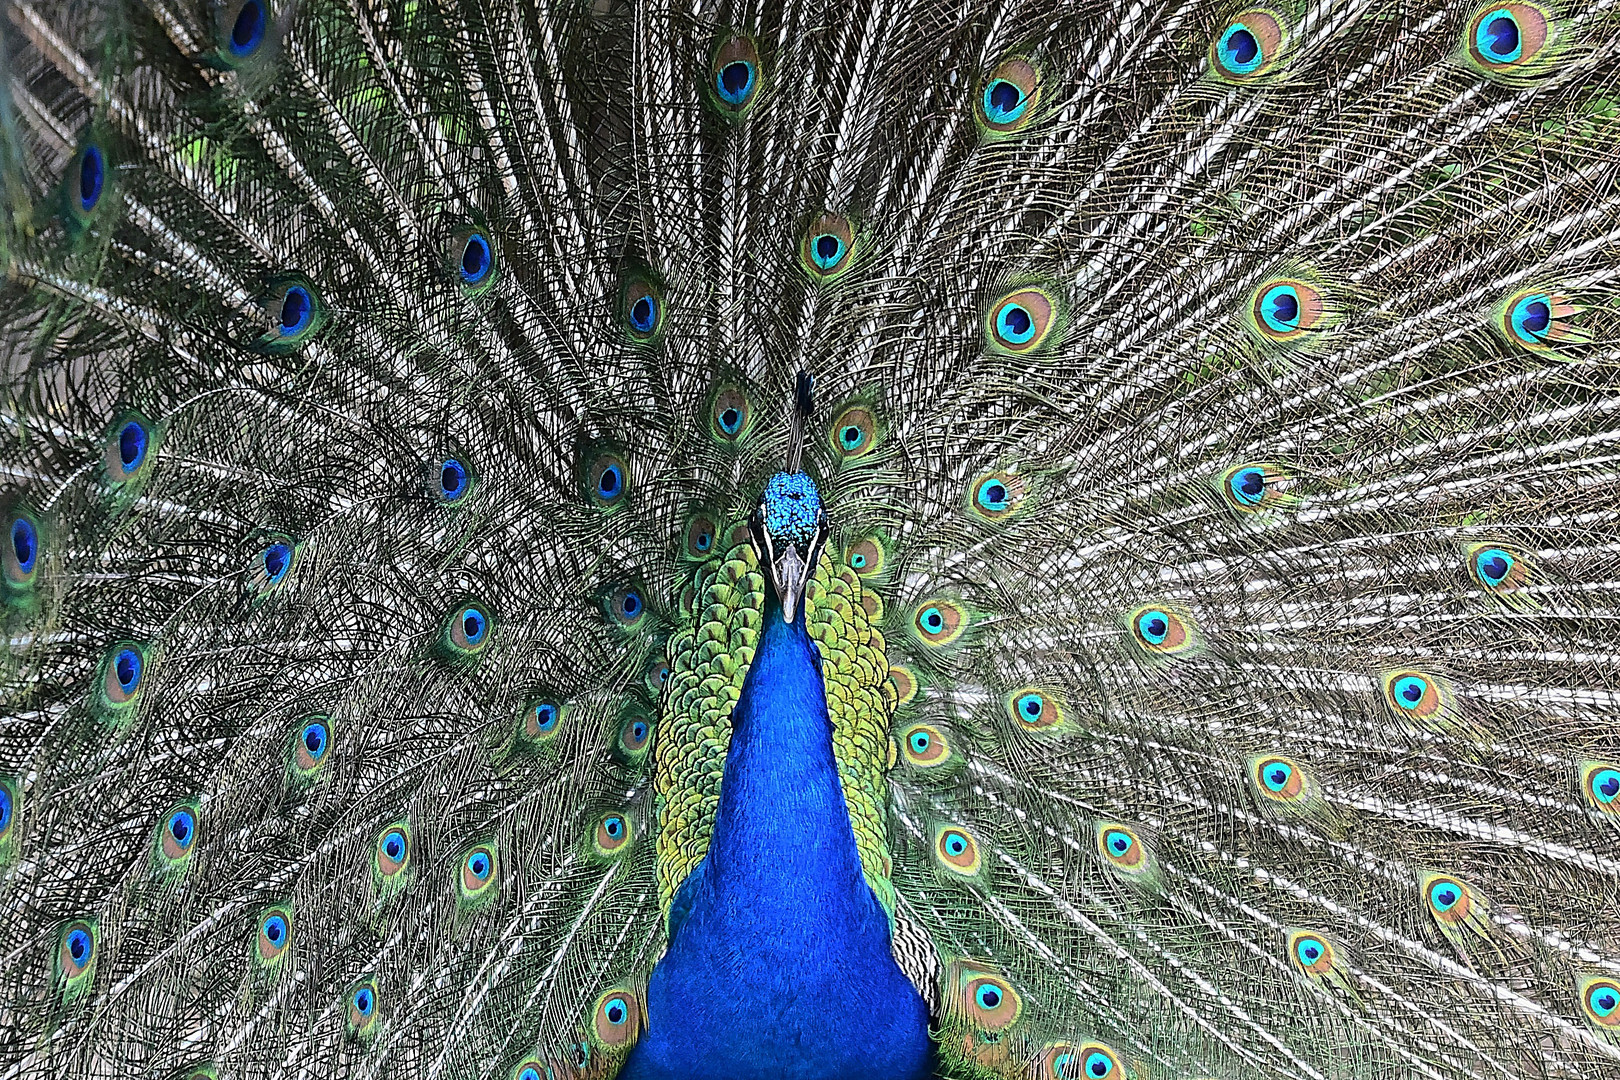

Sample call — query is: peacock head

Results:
[752,470,826,624]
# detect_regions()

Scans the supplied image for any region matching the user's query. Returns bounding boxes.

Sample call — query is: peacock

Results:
[2,0,1619,1076]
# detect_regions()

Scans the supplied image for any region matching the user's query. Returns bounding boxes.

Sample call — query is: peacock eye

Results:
[1466,3,1553,72]
[258,910,290,958]
[986,288,1056,353]
[708,35,762,116]
[830,406,877,457]
[1228,466,1266,506]
[595,812,633,854]
[113,648,142,695]
[1129,605,1194,654]
[77,146,106,211]
[438,459,470,501]
[976,57,1041,135]
[460,233,492,284]
[8,515,39,581]
[1587,766,1620,807]
[1211,10,1286,79]
[1252,755,1308,802]
[1428,879,1461,912]
[301,721,328,760]
[605,584,649,631]
[165,808,197,853]
[580,446,631,510]
[227,0,268,56]
[975,984,1002,1009]
[1251,279,1324,340]
[449,603,491,652]
[280,287,312,334]
[622,279,665,340]
[1082,1051,1115,1078]
[913,599,967,647]
[377,825,411,877]
[116,420,148,474]
[262,542,291,583]
[58,920,97,981]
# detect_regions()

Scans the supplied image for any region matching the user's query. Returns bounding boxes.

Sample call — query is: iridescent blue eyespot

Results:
[995,302,1035,345]
[976,480,1010,513]
[1218,23,1263,73]
[439,459,469,501]
[353,985,374,1015]
[10,518,38,576]
[114,648,142,694]
[229,0,268,56]
[1428,880,1460,912]
[117,421,148,474]
[66,928,92,963]
[1258,283,1301,333]
[1264,762,1293,793]
[809,233,846,271]
[629,295,658,334]
[534,703,559,733]
[717,407,743,436]
[1229,466,1265,506]
[519,1068,543,1080]
[261,542,292,585]
[1474,547,1512,585]
[460,608,487,645]
[1136,610,1169,645]
[0,784,12,834]
[1015,692,1045,723]
[460,233,492,284]
[908,731,931,754]
[716,61,757,106]
[279,286,313,336]
[383,829,405,861]
[975,984,1003,1010]
[167,808,196,851]
[1590,984,1620,1018]
[1509,292,1553,344]
[982,79,1029,125]
[1104,829,1132,857]
[598,464,623,500]
[78,146,105,211]
[1592,768,1620,805]
[262,913,286,944]
[944,832,968,856]
[1392,675,1428,709]
[602,815,626,840]
[619,590,642,619]
[301,720,329,762]
[1083,1052,1114,1078]
[602,995,629,1025]
[1477,8,1522,61]
[1294,936,1324,965]
[467,851,491,879]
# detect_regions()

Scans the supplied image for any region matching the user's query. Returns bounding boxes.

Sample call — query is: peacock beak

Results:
[752,516,826,624]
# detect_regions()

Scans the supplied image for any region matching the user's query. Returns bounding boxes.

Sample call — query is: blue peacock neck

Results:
[619,598,932,1080]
